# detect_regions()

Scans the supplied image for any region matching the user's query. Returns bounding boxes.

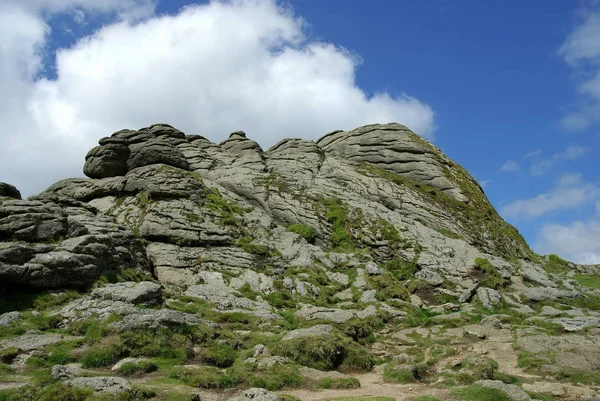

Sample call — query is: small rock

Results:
[51,364,82,380]
[477,287,501,310]
[282,324,334,340]
[253,344,271,357]
[0,312,20,328]
[365,262,384,275]
[67,377,132,394]
[227,387,278,401]
[459,283,478,303]
[91,281,163,305]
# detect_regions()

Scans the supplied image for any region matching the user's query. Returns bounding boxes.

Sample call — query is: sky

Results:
[0,0,599,264]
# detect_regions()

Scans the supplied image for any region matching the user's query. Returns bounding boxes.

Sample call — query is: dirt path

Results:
[278,372,460,401]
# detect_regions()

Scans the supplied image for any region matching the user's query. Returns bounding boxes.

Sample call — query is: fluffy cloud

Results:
[528,145,589,176]
[500,160,520,172]
[535,220,600,264]
[0,0,435,197]
[501,173,598,220]
[558,8,600,131]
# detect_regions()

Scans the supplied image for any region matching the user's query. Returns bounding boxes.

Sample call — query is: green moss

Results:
[286,224,317,243]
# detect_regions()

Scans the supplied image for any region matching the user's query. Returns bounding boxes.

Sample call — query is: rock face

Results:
[0,183,21,200]
[3,121,600,400]
[0,197,151,288]
[317,124,469,202]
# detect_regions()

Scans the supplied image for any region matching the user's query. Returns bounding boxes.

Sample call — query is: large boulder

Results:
[0,183,21,199]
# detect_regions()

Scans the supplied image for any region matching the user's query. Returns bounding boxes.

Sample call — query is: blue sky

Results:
[1,0,599,263]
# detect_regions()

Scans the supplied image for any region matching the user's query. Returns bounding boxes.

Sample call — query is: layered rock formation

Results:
[1,122,599,401]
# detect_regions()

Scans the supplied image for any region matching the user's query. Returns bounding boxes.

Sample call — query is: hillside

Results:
[1,123,599,401]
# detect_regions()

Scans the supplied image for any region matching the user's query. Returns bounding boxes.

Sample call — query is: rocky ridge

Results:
[0,122,599,401]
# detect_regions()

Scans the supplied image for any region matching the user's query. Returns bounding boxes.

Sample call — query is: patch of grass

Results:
[472,257,507,290]
[168,365,232,389]
[453,385,513,401]
[120,326,213,361]
[264,291,297,309]
[324,398,394,401]
[0,289,82,314]
[315,377,360,389]
[437,228,463,240]
[554,367,600,385]
[0,348,18,364]
[238,364,304,391]
[517,351,550,371]
[544,254,570,274]
[574,274,600,289]
[237,236,280,258]
[81,343,123,368]
[368,273,409,301]
[286,224,317,244]
[201,344,237,368]
[275,332,374,372]
[403,307,436,327]
[167,297,211,315]
[0,383,93,401]
[117,360,159,376]
[341,317,384,343]
[206,188,247,226]
[382,258,418,281]
[383,364,417,383]
[410,397,443,401]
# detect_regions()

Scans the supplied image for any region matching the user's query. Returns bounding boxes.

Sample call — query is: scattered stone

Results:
[0,312,20,328]
[0,334,81,353]
[282,325,334,341]
[51,364,82,380]
[91,281,162,305]
[67,377,132,394]
[227,387,278,401]
[477,287,502,310]
[459,283,478,303]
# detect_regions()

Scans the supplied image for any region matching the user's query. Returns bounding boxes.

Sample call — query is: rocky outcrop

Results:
[0,196,151,288]
[0,183,21,200]
[3,121,599,400]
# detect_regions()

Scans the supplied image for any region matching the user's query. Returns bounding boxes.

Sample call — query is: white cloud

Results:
[528,145,589,176]
[535,220,600,264]
[501,173,599,220]
[500,160,520,172]
[559,8,600,131]
[479,179,491,189]
[0,0,436,197]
